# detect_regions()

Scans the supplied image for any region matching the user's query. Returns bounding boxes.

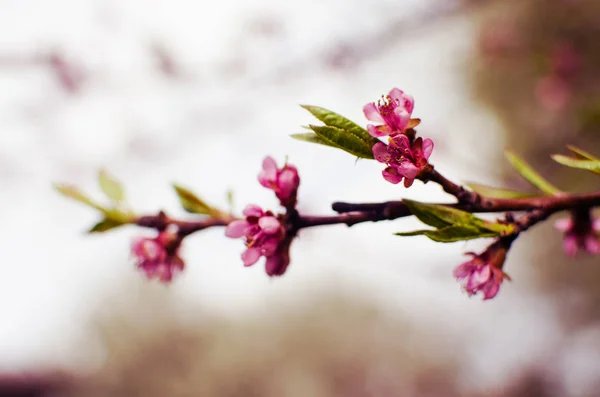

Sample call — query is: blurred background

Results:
[1,0,600,395]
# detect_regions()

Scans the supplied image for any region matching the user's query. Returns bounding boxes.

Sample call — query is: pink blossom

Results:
[453,254,507,300]
[453,239,512,300]
[258,156,300,207]
[554,213,600,256]
[363,88,415,137]
[225,204,287,274]
[131,230,184,282]
[372,134,433,187]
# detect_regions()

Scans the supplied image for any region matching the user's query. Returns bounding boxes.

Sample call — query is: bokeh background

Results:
[1,0,600,395]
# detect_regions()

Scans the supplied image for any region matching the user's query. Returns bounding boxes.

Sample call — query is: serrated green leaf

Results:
[309,125,374,159]
[505,150,561,195]
[290,133,339,149]
[88,217,126,233]
[403,199,484,229]
[98,169,125,203]
[301,105,379,147]
[173,184,212,215]
[395,226,498,242]
[54,183,105,211]
[567,145,600,161]
[551,154,600,175]
[465,183,536,199]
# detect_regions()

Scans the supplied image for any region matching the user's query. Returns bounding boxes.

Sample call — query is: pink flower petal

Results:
[367,124,392,138]
[482,281,500,300]
[260,237,279,256]
[262,156,277,173]
[593,218,600,232]
[554,218,573,232]
[563,235,578,256]
[138,259,157,275]
[397,161,419,180]
[258,216,281,235]
[372,142,390,163]
[403,94,415,114]
[388,87,403,99]
[258,156,278,187]
[421,138,434,160]
[363,103,384,123]
[158,265,174,282]
[390,133,410,150]
[225,220,250,238]
[265,252,290,277]
[584,235,600,255]
[388,88,414,114]
[467,265,491,291]
[392,108,410,130]
[242,247,262,267]
[453,261,475,279]
[141,240,162,260]
[382,167,403,184]
[242,204,264,218]
[277,167,299,200]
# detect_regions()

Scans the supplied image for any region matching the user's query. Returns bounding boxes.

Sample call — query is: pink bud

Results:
[258,156,300,207]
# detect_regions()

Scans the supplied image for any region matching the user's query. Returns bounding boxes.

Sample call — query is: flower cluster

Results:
[364,88,434,187]
[74,85,600,301]
[131,228,184,282]
[372,135,433,187]
[225,205,290,276]
[555,209,600,256]
[227,156,300,276]
[453,241,511,300]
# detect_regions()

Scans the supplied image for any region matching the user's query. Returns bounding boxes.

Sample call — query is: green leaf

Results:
[290,133,339,149]
[396,226,498,243]
[54,183,105,211]
[88,217,126,233]
[480,221,516,235]
[505,150,561,195]
[309,125,374,159]
[301,105,379,147]
[173,184,212,214]
[551,154,600,175]
[225,189,235,212]
[567,145,600,161]
[402,199,484,229]
[465,183,536,199]
[98,169,125,203]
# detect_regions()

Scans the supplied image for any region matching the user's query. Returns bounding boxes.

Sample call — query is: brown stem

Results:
[133,189,600,236]
[135,212,233,237]
[333,191,600,218]
[425,170,482,204]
